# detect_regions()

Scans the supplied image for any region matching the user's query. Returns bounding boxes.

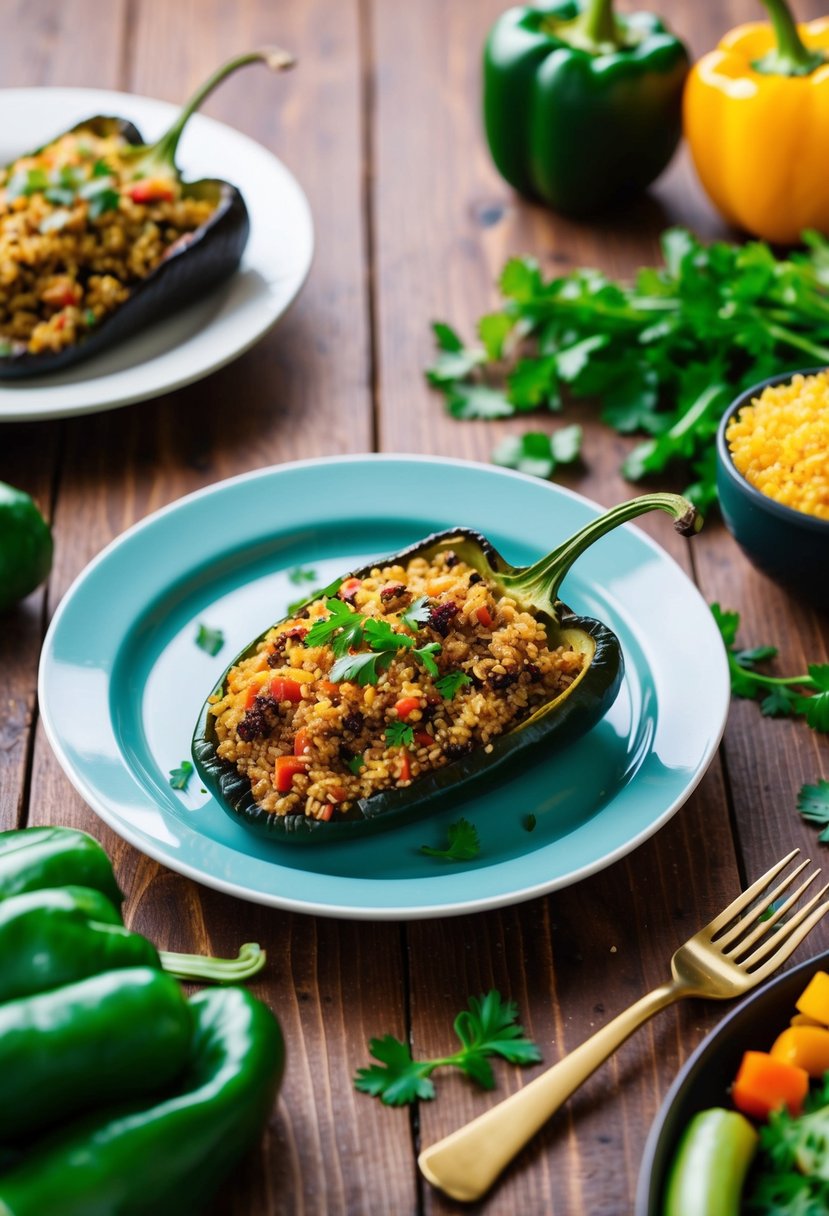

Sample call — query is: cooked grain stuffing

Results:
[0,131,215,355]
[209,551,585,821]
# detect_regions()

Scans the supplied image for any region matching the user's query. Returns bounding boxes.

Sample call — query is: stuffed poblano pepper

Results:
[0,47,294,378]
[483,0,689,216]
[194,492,700,843]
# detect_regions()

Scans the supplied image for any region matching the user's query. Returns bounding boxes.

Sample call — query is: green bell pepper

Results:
[483,0,689,216]
[0,886,161,1003]
[0,967,192,1143]
[0,827,124,906]
[194,491,700,843]
[0,986,284,1216]
[0,482,52,612]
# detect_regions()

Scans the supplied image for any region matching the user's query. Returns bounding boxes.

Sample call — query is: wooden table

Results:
[2,2,828,1212]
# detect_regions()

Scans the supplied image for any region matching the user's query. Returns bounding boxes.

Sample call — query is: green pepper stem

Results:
[753,0,825,76]
[548,0,626,54]
[129,47,295,175]
[500,493,701,618]
[160,941,266,984]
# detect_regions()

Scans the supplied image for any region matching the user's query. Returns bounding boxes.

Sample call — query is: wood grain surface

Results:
[2,1,827,1213]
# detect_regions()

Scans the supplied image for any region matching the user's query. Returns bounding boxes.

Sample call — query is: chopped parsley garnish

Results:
[85,186,120,220]
[306,599,442,684]
[400,595,431,631]
[348,755,366,775]
[354,990,541,1105]
[84,309,96,328]
[385,721,414,749]
[711,604,829,732]
[169,761,194,791]
[434,670,472,700]
[288,565,318,586]
[797,780,829,842]
[420,817,480,862]
[195,624,225,657]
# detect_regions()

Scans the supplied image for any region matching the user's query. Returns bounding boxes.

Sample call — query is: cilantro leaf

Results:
[478,312,514,361]
[288,565,317,585]
[195,623,225,657]
[434,670,472,700]
[493,426,582,479]
[797,779,829,842]
[400,595,431,632]
[420,818,480,861]
[385,721,414,749]
[446,382,513,420]
[348,754,366,775]
[169,761,194,791]
[414,642,441,677]
[353,990,541,1106]
[305,599,366,655]
[329,650,387,686]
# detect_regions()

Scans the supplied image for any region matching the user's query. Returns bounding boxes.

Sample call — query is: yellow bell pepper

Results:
[771,1024,829,1077]
[684,0,829,244]
[796,969,829,1024]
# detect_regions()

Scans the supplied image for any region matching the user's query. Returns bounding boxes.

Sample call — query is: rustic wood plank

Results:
[21,2,414,1213]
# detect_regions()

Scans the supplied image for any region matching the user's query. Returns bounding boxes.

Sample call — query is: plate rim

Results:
[0,85,314,422]
[38,454,730,919]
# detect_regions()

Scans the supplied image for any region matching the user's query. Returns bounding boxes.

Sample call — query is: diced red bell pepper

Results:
[274,755,308,794]
[476,605,495,629]
[270,677,303,703]
[319,804,334,821]
[124,178,175,204]
[397,752,411,782]
[413,730,433,748]
[294,728,311,757]
[395,696,421,720]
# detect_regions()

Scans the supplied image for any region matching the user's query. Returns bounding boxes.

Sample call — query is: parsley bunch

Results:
[744,1075,829,1214]
[354,990,541,1105]
[428,228,829,508]
[304,597,440,686]
[712,605,829,731]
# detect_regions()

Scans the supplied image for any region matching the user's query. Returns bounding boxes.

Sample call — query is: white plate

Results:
[38,456,731,920]
[0,88,313,421]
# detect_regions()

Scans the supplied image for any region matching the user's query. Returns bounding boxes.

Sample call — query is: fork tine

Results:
[728,870,821,959]
[740,884,829,970]
[715,859,811,949]
[743,898,829,983]
[705,849,800,937]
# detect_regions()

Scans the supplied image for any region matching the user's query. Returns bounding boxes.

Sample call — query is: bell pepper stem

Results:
[549,0,626,54]
[500,493,701,618]
[160,941,266,984]
[753,0,825,76]
[130,47,296,175]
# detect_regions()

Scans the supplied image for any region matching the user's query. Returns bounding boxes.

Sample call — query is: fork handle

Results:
[418,979,683,1203]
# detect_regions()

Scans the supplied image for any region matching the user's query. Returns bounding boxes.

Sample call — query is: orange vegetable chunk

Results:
[731,1050,809,1120]
[796,971,829,1025]
[771,1025,829,1078]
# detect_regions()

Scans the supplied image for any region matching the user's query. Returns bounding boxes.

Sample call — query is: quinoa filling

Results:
[208,549,586,821]
[0,130,216,356]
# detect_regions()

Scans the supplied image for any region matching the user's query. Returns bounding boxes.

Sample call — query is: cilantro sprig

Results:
[169,761,194,791]
[195,623,225,657]
[434,670,472,700]
[428,229,829,508]
[711,605,829,731]
[798,780,829,842]
[306,598,441,685]
[420,818,480,862]
[385,721,414,749]
[354,990,541,1105]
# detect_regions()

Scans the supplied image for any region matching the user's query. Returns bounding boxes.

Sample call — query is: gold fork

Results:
[418,849,829,1203]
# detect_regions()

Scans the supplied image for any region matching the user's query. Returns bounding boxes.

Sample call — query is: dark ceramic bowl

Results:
[636,950,829,1216]
[716,369,829,609]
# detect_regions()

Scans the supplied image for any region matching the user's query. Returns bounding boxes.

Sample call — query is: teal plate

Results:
[38,456,729,919]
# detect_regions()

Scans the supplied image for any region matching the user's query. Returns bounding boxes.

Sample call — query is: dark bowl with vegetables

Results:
[636,950,829,1216]
[716,369,829,610]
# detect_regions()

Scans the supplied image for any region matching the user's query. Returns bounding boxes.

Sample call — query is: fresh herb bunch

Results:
[304,598,440,686]
[744,1074,829,1214]
[711,605,829,731]
[427,228,829,508]
[354,990,541,1105]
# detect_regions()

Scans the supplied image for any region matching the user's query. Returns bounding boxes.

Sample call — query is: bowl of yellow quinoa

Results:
[716,369,829,606]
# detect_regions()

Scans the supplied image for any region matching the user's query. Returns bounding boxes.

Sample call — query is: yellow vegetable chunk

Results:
[790,1012,825,1028]
[771,1025,829,1079]
[796,971,829,1026]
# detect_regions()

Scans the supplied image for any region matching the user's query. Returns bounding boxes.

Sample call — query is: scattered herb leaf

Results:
[385,721,415,749]
[420,818,480,862]
[798,780,829,842]
[195,624,225,657]
[400,595,431,631]
[169,761,194,791]
[434,670,472,700]
[523,814,537,832]
[492,425,582,479]
[288,565,318,586]
[354,990,541,1105]
[711,604,829,733]
[348,754,366,775]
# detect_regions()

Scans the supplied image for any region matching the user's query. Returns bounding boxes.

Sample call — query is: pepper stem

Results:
[128,47,296,176]
[160,941,266,984]
[548,0,627,54]
[752,0,825,76]
[500,493,701,619]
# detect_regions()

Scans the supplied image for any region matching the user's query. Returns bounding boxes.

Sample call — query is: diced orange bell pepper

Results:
[397,751,411,782]
[274,755,308,794]
[293,728,311,757]
[270,677,303,703]
[796,971,829,1025]
[395,696,421,720]
[476,605,494,629]
[731,1049,809,1120]
[770,1024,829,1078]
